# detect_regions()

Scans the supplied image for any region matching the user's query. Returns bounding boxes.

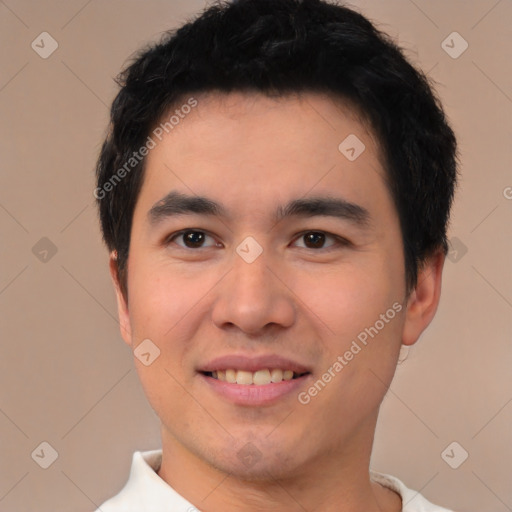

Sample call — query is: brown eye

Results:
[294,231,340,250]
[182,231,206,248]
[167,230,219,249]
[303,232,327,249]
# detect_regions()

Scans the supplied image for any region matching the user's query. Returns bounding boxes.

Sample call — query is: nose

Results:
[210,246,296,336]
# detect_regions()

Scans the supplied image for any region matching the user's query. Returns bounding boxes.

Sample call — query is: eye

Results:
[292,231,349,251]
[166,230,220,249]
[165,229,350,251]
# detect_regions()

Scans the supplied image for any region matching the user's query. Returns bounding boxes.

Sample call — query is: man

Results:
[94,0,458,510]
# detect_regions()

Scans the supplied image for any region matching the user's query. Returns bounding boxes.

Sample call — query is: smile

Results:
[203,368,308,385]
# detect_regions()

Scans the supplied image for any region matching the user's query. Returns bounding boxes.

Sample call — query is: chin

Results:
[204,439,306,483]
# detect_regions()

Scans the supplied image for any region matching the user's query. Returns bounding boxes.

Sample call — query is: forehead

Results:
[160,90,379,152]
[134,91,390,224]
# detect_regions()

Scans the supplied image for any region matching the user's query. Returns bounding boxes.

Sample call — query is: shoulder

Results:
[370,471,455,512]
[92,449,197,512]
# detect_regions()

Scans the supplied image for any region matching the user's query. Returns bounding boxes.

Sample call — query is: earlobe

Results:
[109,251,132,346]
[401,250,445,346]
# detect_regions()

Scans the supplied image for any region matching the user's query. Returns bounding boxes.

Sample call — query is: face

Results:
[112,92,441,481]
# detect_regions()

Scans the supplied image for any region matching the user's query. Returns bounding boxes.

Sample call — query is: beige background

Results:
[1,0,511,511]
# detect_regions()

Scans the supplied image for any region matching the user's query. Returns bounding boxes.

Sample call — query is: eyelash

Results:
[164,229,351,252]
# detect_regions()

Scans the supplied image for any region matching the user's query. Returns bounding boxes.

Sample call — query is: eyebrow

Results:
[147,190,372,229]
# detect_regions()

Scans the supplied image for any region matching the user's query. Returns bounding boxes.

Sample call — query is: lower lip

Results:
[199,373,311,406]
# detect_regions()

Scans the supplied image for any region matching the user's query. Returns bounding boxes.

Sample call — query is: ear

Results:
[401,249,445,346]
[109,251,132,346]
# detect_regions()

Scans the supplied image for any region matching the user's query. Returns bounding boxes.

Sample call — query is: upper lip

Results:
[198,354,311,374]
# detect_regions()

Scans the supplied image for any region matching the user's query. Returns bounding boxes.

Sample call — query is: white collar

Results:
[96,449,453,512]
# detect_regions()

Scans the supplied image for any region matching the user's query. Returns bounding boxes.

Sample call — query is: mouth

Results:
[197,354,312,405]
[200,368,310,385]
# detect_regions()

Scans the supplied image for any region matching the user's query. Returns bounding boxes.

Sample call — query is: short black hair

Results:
[95,0,458,300]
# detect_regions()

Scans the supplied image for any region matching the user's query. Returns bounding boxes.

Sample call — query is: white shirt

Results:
[95,450,454,512]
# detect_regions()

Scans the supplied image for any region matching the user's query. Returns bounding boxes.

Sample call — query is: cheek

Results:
[133,358,203,439]
[293,257,400,344]
[297,269,404,422]
[126,258,223,388]
[127,258,203,339]
[293,254,405,408]
[126,263,198,415]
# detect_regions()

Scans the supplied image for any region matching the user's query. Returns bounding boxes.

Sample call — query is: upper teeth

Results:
[212,369,297,385]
